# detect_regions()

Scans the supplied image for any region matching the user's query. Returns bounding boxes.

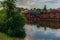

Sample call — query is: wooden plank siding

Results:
[24,12,60,24]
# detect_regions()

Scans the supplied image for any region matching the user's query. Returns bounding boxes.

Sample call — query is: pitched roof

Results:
[56,7,60,10]
[28,10,40,16]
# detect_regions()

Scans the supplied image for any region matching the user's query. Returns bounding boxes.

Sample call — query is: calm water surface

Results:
[24,24,60,40]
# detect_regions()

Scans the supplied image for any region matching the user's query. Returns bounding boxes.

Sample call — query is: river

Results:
[24,24,60,40]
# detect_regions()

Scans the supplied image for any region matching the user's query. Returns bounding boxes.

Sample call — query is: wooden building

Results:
[23,5,60,26]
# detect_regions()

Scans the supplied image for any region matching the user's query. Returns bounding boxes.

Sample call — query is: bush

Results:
[6,13,26,38]
[0,9,26,38]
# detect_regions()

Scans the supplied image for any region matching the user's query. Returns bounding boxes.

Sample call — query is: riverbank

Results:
[0,32,23,40]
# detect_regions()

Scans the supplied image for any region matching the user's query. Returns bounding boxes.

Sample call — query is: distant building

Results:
[17,5,60,24]
[40,5,60,19]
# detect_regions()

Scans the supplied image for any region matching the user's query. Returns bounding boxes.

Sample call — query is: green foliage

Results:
[0,32,23,40]
[36,8,41,13]
[0,0,26,38]
[0,9,6,32]
[6,13,26,38]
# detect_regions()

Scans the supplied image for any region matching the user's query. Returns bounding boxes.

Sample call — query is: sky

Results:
[16,0,60,9]
[0,0,60,9]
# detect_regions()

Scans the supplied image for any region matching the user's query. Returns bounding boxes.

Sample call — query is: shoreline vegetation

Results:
[0,0,26,40]
[0,32,24,40]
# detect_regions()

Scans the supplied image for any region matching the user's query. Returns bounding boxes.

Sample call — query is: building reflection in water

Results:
[39,20,60,29]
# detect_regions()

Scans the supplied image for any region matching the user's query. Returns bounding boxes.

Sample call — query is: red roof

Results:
[56,7,60,10]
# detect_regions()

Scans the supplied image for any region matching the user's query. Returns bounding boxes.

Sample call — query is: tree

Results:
[36,8,41,13]
[0,9,6,32]
[1,0,26,38]
[43,5,47,12]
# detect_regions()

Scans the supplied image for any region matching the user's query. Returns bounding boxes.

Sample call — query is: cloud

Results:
[38,0,60,3]
[26,0,37,5]
[16,0,60,8]
[16,0,37,6]
[45,0,56,3]
[0,0,3,1]
[0,0,4,1]
[1,0,60,5]
[24,24,38,35]
[56,29,60,37]
[16,5,31,9]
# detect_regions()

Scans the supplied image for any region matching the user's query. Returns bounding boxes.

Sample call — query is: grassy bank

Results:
[0,32,23,40]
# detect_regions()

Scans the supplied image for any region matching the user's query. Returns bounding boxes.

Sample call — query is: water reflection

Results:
[39,21,60,29]
[24,24,60,40]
